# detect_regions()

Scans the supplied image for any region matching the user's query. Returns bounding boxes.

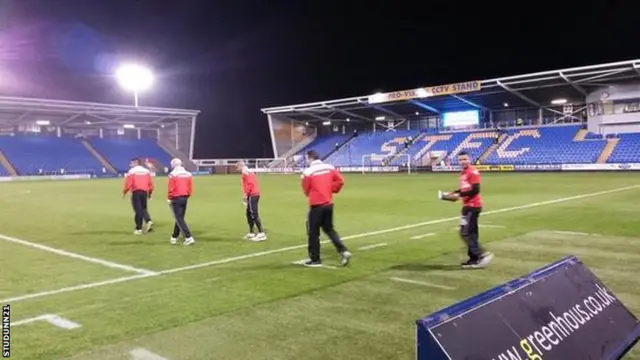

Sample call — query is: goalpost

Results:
[361,154,411,174]
[192,158,298,174]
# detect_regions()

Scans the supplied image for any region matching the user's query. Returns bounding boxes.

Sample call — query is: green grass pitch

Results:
[1,172,639,359]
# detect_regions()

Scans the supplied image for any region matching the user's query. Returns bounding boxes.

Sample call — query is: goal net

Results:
[193,158,298,174]
[361,154,411,174]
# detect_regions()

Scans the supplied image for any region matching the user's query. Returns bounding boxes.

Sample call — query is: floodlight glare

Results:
[116,64,154,107]
[551,98,567,105]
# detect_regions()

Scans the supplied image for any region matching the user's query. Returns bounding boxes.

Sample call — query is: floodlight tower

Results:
[116,64,154,107]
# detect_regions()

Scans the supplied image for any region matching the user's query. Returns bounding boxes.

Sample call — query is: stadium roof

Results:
[0,96,200,130]
[261,59,640,123]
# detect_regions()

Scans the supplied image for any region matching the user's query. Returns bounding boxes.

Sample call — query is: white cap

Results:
[170,158,182,168]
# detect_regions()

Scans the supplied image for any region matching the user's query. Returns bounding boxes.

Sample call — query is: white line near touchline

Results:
[410,233,436,240]
[389,277,456,291]
[0,233,158,276]
[2,184,638,304]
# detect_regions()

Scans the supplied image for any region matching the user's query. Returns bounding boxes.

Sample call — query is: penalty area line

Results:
[2,185,638,304]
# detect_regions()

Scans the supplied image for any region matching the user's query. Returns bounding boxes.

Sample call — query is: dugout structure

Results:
[260,59,640,168]
[0,96,200,169]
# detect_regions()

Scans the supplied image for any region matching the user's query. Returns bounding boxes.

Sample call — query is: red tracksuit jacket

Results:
[241,167,260,196]
[168,167,193,199]
[301,160,344,206]
[123,166,154,195]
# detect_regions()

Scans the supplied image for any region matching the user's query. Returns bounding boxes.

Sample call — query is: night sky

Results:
[0,0,638,158]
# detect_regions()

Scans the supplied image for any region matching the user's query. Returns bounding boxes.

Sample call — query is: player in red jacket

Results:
[439,151,494,269]
[236,161,266,241]
[123,158,154,234]
[167,158,195,246]
[301,150,351,267]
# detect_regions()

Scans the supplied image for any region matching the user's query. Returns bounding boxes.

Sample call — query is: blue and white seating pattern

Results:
[327,130,420,166]
[484,125,606,165]
[407,131,498,165]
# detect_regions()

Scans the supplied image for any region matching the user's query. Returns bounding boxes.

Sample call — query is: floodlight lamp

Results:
[123,124,135,129]
[322,121,331,126]
[36,120,50,125]
[503,102,509,107]
[375,116,385,121]
[551,98,567,105]
[116,64,154,92]
[346,118,350,122]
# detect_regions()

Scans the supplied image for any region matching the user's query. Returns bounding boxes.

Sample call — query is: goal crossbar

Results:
[361,153,411,174]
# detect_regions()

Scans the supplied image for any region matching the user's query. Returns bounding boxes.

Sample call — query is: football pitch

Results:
[1,172,639,360]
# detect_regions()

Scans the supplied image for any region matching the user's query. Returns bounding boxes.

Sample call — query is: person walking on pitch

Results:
[301,150,351,267]
[167,158,195,246]
[123,158,154,234]
[236,161,267,241]
[439,151,493,269]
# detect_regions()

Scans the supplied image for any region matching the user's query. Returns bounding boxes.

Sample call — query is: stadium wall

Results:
[268,114,315,158]
[587,85,640,135]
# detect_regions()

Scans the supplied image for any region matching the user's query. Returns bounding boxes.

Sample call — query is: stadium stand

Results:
[0,135,175,176]
[607,133,640,164]
[291,134,352,166]
[483,125,606,165]
[0,135,103,175]
[299,124,640,168]
[407,130,498,166]
[88,138,173,172]
[328,130,420,166]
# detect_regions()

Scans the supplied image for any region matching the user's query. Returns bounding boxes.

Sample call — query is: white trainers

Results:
[340,251,352,266]
[169,237,177,245]
[477,252,494,268]
[145,221,154,233]
[183,237,195,246]
[253,233,267,242]
[133,230,143,235]
[243,233,256,240]
[438,190,443,200]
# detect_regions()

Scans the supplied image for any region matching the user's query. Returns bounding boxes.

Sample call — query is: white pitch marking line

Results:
[410,233,436,240]
[389,277,456,291]
[551,230,590,236]
[0,233,157,276]
[358,243,388,251]
[0,274,154,303]
[130,348,170,360]
[3,185,638,304]
[12,314,81,330]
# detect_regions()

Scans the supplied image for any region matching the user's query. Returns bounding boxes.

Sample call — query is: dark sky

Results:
[0,0,638,158]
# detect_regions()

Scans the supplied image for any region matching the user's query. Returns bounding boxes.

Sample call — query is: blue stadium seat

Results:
[89,138,173,172]
[328,130,420,166]
[407,131,497,165]
[0,135,102,175]
[293,134,352,166]
[484,125,606,165]
[607,133,640,163]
